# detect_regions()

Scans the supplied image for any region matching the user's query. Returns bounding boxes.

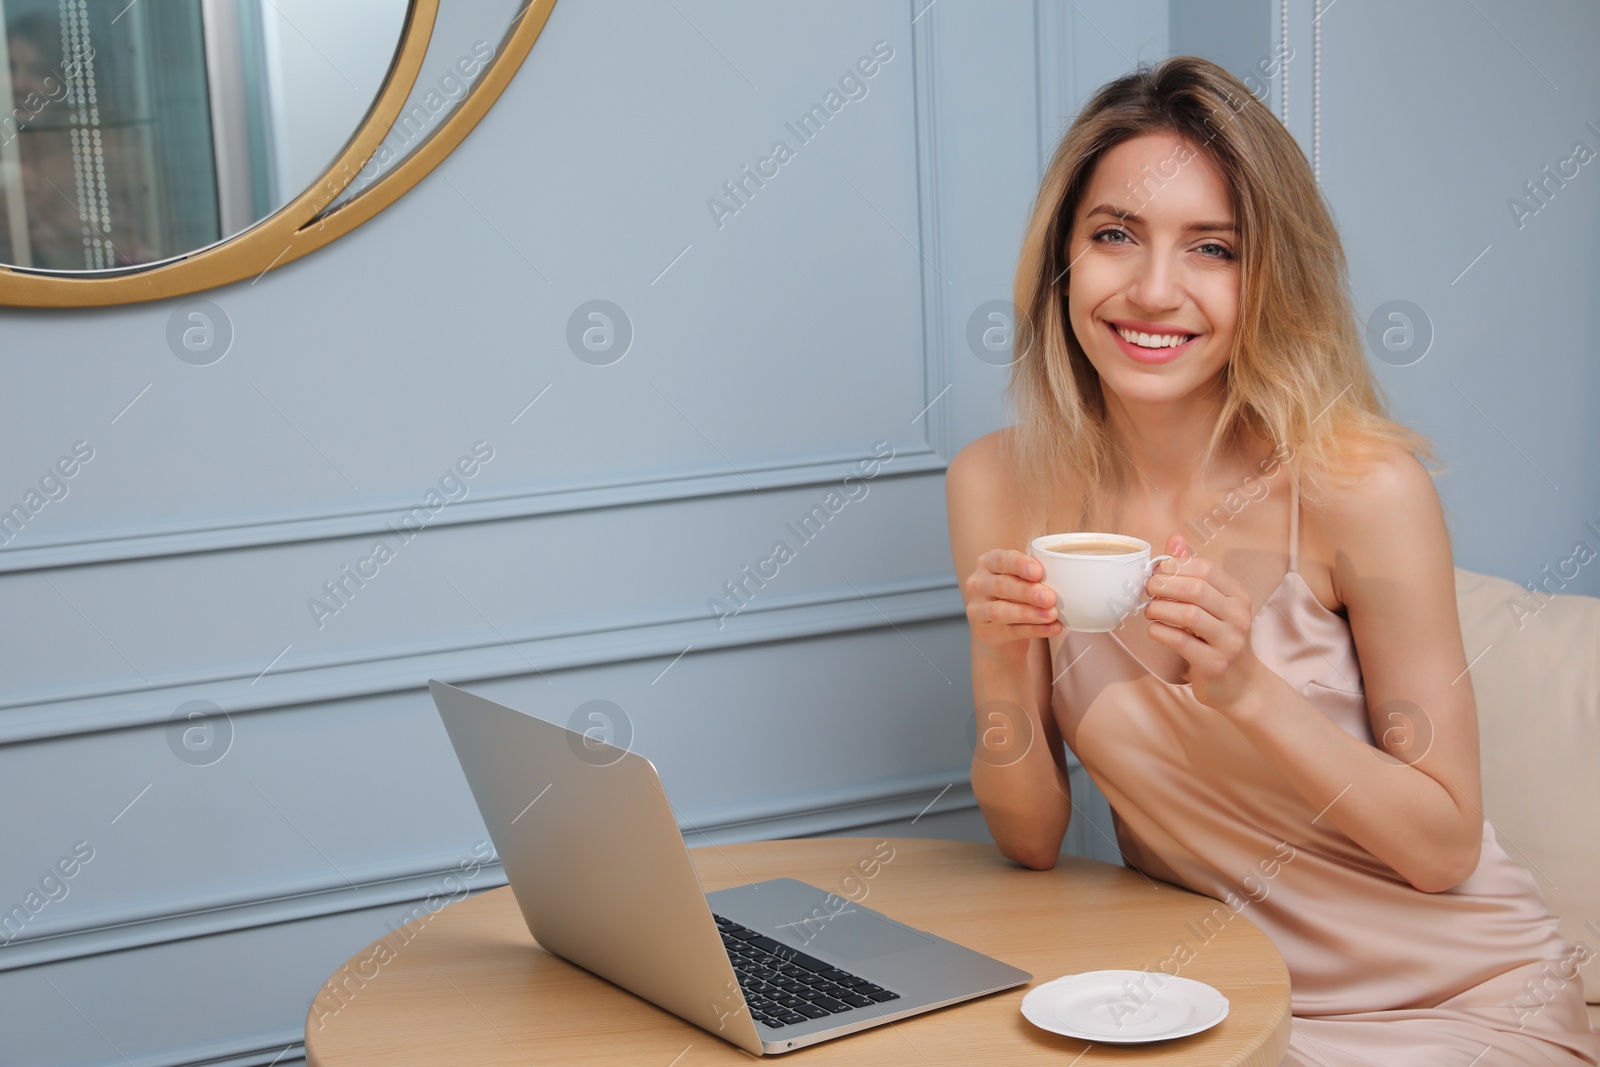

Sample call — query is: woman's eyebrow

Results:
[1084,203,1237,233]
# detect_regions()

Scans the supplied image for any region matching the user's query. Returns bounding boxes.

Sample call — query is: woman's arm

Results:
[946,434,1073,870]
[1146,448,1483,892]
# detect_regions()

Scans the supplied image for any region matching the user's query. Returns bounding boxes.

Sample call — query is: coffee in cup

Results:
[1030,533,1174,633]
[1040,537,1143,556]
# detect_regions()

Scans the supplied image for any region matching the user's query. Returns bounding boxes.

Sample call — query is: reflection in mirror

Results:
[0,0,407,273]
[330,0,524,210]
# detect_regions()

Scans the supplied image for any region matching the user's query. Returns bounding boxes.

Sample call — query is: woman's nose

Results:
[1127,252,1182,311]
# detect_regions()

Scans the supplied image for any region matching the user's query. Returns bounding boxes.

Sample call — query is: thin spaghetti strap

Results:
[1287,471,1301,575]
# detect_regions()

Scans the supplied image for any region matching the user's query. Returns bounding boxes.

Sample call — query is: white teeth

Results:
[1115,326,1192,349]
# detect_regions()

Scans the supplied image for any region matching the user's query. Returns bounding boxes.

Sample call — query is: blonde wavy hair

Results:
[1007,55,1435,532]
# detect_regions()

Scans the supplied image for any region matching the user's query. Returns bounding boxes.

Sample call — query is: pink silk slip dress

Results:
[1046,475,1598,1066]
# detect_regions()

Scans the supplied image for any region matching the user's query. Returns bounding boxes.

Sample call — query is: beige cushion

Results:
[1455,567,1600,1003]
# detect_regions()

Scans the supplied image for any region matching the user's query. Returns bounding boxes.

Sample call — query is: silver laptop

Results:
[429,679,1031,1055]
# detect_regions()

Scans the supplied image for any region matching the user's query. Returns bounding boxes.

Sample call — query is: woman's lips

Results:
[1105,320,1197,365]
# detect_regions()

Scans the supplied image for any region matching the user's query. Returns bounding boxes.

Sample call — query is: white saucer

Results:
[1021,970,1229,1043]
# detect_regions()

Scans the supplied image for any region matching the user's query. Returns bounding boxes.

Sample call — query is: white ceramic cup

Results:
[1029,533,1175,633]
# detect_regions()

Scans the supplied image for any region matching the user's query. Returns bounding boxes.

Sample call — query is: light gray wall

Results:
[1172,0,1600,601]
[1324,0,1600,601]
[1,2,1593,1066]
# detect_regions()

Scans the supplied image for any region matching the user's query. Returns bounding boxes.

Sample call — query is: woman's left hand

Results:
[1144,534,1270,714]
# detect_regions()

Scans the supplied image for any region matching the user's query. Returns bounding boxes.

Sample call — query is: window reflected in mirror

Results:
[0,0,407,274]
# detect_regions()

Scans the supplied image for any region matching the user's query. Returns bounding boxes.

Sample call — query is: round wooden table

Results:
[305,837,1291,1065]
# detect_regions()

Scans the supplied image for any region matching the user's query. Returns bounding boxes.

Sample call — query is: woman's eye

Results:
[1197,241,1236,260]
[1091,227,1129,244]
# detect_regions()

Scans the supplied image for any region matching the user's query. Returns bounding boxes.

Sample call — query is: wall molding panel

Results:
[1,469,958,725]
[0,447,948,576]
[909,1,953,463]
[0,576,962,745]
[1033,0,1077,172]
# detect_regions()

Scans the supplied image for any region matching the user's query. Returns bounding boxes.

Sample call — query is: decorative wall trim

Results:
[1033,0,1077,171]
[0,774,978,974]
[84,1035,307,1067]
[0,577,965,743]
[0,857,509,974]
[0,447,946,576]
[202,1044,305,1067]
[197,1044,305,1067]
[909,4,952,461]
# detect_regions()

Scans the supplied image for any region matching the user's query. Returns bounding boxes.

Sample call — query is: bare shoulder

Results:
[946,428,1037,529]
[1306,440,1450,607]
[1315,441,1440,536]
[945,427,1041,559]
[946,427,1019,490]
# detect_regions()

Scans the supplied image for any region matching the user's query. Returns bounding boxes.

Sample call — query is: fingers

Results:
[1004,572,1056,608]
[1145,571,1235,624]
[965,549,1062,647]
[1146,618,1219,668]
[983,548,1043,582]
[1144,594,1237,651]
[971,549,1057,609]
[967,600,1059,641]
[1144,555,1254,657]
[1153,552,1251,606]
[972,584,1059,627]
[1164,532,1194,559]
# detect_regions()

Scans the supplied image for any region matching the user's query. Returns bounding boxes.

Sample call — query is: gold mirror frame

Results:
[0,0,558,308]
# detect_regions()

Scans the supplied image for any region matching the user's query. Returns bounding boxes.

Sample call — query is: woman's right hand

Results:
[962,549,1063,666]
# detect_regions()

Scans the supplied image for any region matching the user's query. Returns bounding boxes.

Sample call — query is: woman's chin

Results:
[1098,368,1222,407]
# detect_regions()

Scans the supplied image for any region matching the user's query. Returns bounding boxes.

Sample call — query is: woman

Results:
[945,56,1597,1065]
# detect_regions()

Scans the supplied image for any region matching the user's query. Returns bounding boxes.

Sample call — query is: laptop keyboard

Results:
[713,914,901,1029]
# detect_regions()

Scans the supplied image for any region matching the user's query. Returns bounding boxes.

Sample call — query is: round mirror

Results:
[0,0,407,272]
[0,0,558,306]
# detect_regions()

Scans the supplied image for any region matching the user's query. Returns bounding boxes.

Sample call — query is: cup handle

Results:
[1134,554,1175,614]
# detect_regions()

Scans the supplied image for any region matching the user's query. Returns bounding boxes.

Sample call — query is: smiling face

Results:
[1064,131,1242,411]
